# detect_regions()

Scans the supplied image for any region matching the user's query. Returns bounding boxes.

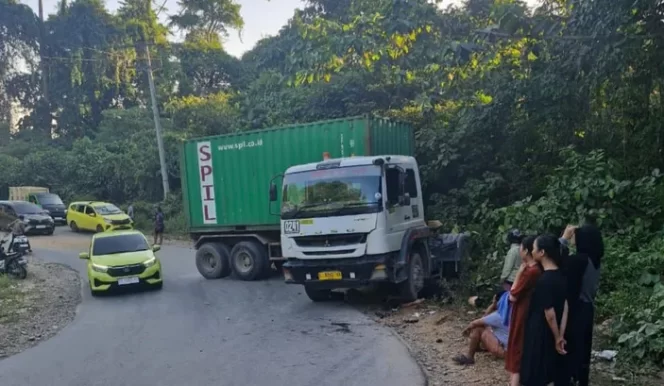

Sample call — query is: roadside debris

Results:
[402,298,425,308]
[594,350,618,361]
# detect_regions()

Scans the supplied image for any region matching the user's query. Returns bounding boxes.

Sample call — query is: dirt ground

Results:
[0,254,81,359]
[359,298,662,386]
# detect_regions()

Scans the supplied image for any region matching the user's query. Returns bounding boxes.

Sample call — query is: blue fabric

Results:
[497,290,511,326]
[482,312,509,347]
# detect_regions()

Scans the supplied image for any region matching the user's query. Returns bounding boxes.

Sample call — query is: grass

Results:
[0,276,24,324]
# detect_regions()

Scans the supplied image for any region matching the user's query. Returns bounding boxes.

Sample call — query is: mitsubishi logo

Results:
[324,239,330,247]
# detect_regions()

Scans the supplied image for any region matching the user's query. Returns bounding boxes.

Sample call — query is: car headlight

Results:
[143,257,157,267]
[103,217,112,224]
[91,263,108,273]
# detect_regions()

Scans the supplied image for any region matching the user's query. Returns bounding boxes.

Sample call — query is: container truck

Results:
[181,116,415,281]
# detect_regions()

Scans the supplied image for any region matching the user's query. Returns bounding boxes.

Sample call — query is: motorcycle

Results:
[0,241,28,279]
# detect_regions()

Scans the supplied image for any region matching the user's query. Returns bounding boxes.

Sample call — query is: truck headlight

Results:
[91,263,108,273]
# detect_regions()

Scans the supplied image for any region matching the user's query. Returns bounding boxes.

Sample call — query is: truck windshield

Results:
[36,193,63,205]
[281,165,382,219]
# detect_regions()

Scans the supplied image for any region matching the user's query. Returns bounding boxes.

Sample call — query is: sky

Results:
[23,0,540,58]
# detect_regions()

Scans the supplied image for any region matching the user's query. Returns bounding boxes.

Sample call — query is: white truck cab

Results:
[280,155,438,302]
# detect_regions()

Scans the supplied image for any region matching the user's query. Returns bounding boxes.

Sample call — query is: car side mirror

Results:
[269,182,277,202]
[79,252,90,259]
[152,245,161,252]
[399,193,411,206]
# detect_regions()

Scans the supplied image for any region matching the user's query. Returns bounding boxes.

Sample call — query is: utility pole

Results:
[38,0,48,101]
[143,43,170,199]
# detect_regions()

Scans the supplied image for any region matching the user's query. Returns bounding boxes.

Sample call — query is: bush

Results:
[466,148,664,368]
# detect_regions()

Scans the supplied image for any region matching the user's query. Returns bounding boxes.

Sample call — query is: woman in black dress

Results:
[520,234,569,386]
[559,224,604,386]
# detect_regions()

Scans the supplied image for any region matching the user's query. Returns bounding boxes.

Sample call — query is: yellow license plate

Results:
[318,271,342,281]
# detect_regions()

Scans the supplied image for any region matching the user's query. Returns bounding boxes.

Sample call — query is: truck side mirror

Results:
[399,193,411,206]
[269,182,277,202]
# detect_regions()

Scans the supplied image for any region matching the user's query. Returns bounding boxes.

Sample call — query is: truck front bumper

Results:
[282,254,399,289]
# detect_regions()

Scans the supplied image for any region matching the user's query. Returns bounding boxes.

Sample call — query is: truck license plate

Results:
[118,277,140,285]
[283,220,300,234]
[318,271,342,281]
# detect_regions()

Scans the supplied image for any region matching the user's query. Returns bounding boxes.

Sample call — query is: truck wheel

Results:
[399,252,425,302]
[230,241,269,281]
[304,286,332,302]
[196,242,232,279]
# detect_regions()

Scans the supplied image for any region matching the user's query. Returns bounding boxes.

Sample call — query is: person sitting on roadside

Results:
[501,229,524,291]
[453,290,511,365]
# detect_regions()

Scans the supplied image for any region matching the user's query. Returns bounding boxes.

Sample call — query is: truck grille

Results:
[111,218,132,225]
[293,233,367,248]
[107,264,145,277]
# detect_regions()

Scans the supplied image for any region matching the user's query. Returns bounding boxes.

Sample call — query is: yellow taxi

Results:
[67,201,133,233]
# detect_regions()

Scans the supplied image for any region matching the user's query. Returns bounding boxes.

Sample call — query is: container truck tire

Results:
[230,241,269,281]
[399,252,425,302]
[304,286,333,302]
[196,242,232,279]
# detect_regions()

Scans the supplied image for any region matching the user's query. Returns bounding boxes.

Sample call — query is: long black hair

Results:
[575,224,604,269]
[521,235,536,256]
[535,234,568,268]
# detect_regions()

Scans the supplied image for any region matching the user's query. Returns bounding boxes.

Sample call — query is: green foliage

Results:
[5,0,664,369]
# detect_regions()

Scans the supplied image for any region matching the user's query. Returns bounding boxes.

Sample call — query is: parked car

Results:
[67,201,133,233]
[28,192,67,225]
[0,201,55,235]
[79,230,163,296]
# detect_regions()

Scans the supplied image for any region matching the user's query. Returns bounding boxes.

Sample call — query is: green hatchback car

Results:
[80,230,163,295]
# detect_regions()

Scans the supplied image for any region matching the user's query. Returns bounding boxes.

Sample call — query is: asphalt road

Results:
[0,228,425,386]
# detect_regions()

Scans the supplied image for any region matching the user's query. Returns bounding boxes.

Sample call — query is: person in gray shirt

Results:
[501,229,524,291]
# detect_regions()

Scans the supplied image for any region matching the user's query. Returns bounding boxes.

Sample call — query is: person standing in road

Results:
[127,203,134,222]
[154,206,164,245]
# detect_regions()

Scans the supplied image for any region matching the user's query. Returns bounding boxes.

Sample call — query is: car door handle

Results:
[404,215,411,220]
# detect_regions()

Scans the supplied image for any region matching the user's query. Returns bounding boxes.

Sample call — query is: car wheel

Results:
[70,221,79,232]
[195,242,232,279]
[96,225,104,233]
[90,287,101,297]
[304,286,333,302]
[46,228,54,236]
[230,241,269,281]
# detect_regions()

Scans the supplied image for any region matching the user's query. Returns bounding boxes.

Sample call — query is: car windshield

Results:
[12,202,46,215]
[37,193,64,205]
[94,204,122,215]
[92,234,149,255]
[281,165,382,219]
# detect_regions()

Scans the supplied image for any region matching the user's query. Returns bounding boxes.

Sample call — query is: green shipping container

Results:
[180,115,414,233]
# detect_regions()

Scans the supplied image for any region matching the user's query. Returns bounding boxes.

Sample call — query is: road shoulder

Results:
[0,255,81,360]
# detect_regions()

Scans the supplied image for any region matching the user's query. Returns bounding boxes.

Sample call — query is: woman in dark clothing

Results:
[559,224,604,386]
[520,234,569,386]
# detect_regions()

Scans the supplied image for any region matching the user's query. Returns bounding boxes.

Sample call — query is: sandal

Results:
[452,354,475,366]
